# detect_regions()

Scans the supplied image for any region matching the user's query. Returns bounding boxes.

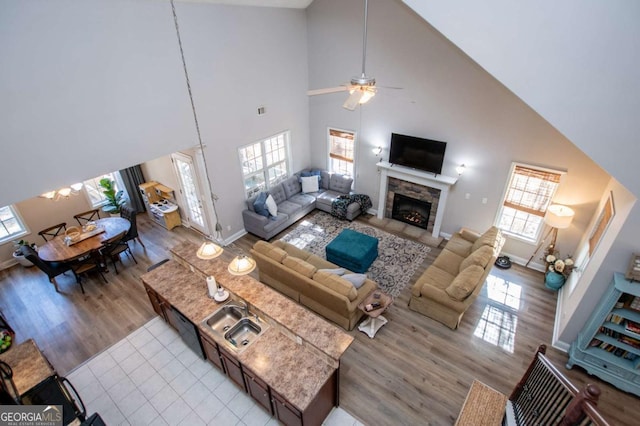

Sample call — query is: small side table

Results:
[357,290,393,338]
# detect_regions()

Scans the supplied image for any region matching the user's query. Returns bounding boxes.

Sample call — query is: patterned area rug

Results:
[280,212,430,298]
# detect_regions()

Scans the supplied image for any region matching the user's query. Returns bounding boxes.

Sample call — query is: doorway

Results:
[171,152,208,236]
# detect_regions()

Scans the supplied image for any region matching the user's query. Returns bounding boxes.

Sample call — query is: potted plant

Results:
[12,239,36,267]
[98,178,125,215]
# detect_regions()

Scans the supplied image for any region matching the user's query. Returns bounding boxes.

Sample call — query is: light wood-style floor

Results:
[0,214,637,425]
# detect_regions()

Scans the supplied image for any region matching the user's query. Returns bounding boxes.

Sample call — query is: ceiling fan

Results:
[308,0,399,110]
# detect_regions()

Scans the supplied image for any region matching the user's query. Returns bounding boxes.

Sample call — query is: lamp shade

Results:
[196,241,223,259]
[544,204,575,229]
[228,255,256,276]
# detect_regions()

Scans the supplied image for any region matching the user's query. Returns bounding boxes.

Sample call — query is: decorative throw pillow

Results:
[459,245,494,272]
[341,273,367,289]
[318,268,346,276]
[445,265,485,301]
[301,176,320,193]
[313,271,358,301]
[265,194,278,217]
[253,192,269,218]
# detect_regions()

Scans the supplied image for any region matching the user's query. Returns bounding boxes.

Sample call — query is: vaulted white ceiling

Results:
[402,0,640,196]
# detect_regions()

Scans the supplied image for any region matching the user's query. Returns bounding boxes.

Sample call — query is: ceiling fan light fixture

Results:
[359,88,376,104]
[343,89,364,111]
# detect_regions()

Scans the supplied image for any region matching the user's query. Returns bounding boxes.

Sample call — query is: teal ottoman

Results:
[326,229,378,273]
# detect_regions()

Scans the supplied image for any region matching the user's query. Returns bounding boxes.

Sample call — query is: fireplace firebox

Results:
[392,193,432,229]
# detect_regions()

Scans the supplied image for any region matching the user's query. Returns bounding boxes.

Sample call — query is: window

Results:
[83,172,128,208]
[239,131,291,198]
[328,128,355,177]
[496,163,563,242]
[0,205,28,244]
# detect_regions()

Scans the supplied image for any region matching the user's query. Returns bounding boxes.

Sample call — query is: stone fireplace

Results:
[376,162,457,237]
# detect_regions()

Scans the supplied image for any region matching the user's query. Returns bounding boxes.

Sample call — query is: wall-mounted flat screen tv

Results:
[388,133,447,175]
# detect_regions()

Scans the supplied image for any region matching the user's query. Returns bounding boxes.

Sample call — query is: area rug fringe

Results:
[280,212,430,297]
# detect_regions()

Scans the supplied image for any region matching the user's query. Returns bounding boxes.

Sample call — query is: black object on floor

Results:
[495,256,512,269]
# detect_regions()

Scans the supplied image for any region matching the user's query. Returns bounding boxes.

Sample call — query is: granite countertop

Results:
[0,339,54,396]
[141,258,342,411]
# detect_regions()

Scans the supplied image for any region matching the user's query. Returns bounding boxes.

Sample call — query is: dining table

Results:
[38,217,131,263]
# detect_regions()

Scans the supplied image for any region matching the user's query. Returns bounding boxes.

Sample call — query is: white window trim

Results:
[494,161,566,245]
[82,171,128,209]
[0,205,30,246]
[239,130,292,199]
[326,126,357,186]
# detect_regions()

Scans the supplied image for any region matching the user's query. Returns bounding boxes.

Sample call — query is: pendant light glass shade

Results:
[228,255,256,276]
[197,241,223,259]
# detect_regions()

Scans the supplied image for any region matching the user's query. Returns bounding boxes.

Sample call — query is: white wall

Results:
[0,0,310,241]
[402,0,640,198]
[557,180,637,344]
[306,0,610,265]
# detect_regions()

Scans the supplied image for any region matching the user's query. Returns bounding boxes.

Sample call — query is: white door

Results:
[172,152,208,235]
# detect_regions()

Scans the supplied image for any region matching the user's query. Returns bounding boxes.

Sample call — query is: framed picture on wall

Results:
[588,192,615,256]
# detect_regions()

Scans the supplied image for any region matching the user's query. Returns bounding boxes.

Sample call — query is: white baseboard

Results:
[225,229,247,245]
[439,232,452,240]
[498,251,546,273]
[0,259,17,271]
[552,340,570,353]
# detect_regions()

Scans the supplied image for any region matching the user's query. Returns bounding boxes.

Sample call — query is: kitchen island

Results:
[140,241,354,426]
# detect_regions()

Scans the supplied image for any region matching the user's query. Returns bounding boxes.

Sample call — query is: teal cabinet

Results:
[567,273,640,396]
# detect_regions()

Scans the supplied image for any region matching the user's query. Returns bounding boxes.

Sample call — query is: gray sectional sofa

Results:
[242,169,364,240]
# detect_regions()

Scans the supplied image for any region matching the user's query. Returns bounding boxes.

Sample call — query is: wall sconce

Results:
[455,164,466,176]
[228,255,257,276]
[372,146,382,156]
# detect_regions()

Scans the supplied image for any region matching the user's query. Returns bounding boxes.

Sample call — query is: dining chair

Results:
[119,205,145,247]
[73,209,100,226]
[20,245,73,293]
[99,231,137,274]
[38,223,67,242]
[70,251,108,293]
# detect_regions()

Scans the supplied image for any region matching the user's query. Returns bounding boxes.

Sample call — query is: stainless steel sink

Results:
[202,300,268,352]
[204,304,244,334]
[225,318,262,348]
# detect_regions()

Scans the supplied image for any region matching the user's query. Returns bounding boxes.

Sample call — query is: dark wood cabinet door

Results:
[144,285,164,319]
[219,347,246,391]
[200,333,224,373]
[243,368,272,414]
[272,391,302,426]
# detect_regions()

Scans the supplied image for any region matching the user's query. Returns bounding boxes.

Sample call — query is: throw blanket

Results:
[331,194,372,219]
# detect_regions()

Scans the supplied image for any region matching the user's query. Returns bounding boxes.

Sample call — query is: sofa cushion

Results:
[281,176,302,199]
[265,194,278,217]
[299,170,322,182]
[445,233,474,258]
[253,240,287,263]
[313,270,358,301]
[459,245,494,272]
[445,265,485,301]
[301,176,320,193]
[320,170,331,190]
[273,240,311,261]
[305,254,337,270]
[329,174,353,194]
[318,268,346,276]
[342,273,367,289]
[269,184,287,204]
[263,213,289,233]
[288,193,316,209]
[253,192,270,218]
[472,226,500,252]
[432,249,465,277]
[283,256,317,278]
[415,266,456,295]
[277,200,304,216]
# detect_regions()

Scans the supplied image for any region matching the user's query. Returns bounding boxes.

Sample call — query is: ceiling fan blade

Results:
[307,86,349,96]
[378,85,403,90]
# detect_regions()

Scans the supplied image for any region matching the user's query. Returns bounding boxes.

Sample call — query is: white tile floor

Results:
[66,317,362,426]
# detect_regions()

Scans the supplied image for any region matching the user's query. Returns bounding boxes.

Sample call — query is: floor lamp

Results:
[526,204,575,267]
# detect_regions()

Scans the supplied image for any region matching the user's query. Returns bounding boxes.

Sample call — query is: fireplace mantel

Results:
[376,161,458,237]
